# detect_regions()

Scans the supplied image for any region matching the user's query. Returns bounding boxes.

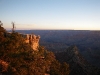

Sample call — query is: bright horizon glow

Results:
[0,0,100,30]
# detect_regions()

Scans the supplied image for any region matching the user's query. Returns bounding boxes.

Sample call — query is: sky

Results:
[0,0,100,30]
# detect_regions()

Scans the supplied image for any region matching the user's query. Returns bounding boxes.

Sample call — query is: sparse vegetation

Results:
[0,25,70,75]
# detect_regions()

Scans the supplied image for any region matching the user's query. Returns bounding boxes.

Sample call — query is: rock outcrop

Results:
[25,34,40,51]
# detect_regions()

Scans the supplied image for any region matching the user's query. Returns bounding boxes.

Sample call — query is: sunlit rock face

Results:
[25,34,40,51]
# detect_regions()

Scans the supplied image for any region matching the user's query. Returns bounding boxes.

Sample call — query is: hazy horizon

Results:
[7,29,100,31]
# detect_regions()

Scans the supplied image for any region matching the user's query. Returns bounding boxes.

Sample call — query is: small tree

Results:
[0,21,3,27]
[11,22,15,33]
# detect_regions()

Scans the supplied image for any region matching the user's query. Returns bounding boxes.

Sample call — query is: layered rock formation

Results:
[55,45,100,75]
[25,34,40,51]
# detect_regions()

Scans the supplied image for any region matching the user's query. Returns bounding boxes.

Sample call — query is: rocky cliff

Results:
[0,26,70,75]
[25,34,40,51]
